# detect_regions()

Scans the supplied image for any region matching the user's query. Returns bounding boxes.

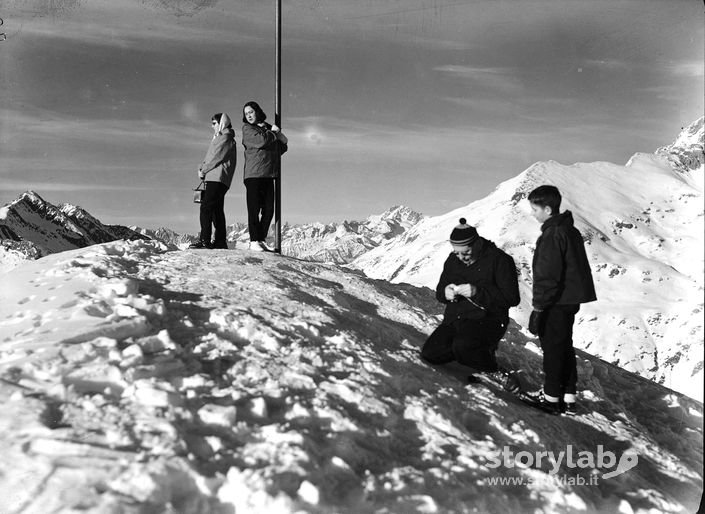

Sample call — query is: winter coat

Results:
[242,122,288,181]
[199,114,237,189]
[435,238,520,324]
[532,210,597,310]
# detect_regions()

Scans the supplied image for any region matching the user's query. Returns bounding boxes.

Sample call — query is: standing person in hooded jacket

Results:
[241,101,288,252]
[421,219,520,375]
[190,112,237,249]
[526,185,596,415]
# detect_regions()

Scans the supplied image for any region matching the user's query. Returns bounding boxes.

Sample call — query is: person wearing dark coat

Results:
[190,112,237,250]
[421,219,520,373]
[527,185,597,415]
[241,101,288,252]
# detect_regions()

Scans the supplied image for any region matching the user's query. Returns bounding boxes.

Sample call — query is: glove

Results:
[528,310,544,336]
[444,284,457,301]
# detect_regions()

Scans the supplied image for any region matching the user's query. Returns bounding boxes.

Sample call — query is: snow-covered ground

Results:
[1,240,701,513]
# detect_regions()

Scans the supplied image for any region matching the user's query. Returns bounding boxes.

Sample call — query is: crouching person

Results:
[421,218,520,374]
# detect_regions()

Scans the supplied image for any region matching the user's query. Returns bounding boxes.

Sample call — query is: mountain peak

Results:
[672,116,704,150]
[0,191,147,265]
[367,205,425,226]
[15,190,51,209]
[656,117,704,180]
[381,204,421,218]
[19,189,44,200]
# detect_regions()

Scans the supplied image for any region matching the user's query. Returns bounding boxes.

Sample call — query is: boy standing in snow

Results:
[527,185,596,415]
[421,219,520,375]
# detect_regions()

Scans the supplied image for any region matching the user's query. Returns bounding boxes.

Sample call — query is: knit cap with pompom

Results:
[449,217,479,246]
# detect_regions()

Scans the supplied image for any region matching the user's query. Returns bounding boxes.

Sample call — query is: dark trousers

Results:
[539,304,579,398]
[245,178,275,242]
[199,181,228,246]
[421,317,508,372]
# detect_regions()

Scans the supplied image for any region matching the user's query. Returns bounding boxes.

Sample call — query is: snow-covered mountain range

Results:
[0,191,147,272]
[0,195,423,270]
[129,206,424,264]
[131,225,197,249]
[0,240,701,513]
[351,118,704,401]
[274,206,424,264]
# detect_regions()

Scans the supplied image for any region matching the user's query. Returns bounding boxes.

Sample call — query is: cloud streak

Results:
[0,180,146,193]
[4,0,265,49]
[669,60,704,78]
[434,65,525,94]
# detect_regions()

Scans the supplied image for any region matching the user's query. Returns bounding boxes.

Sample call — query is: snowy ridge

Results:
[351,119,704,401]
[656,116,704,185]
[0,240,701,513]
[0,191,148,271]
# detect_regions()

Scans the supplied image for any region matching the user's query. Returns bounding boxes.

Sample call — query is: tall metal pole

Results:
[274,0,282,253]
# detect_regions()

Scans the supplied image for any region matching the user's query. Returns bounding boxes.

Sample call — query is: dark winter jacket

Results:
[199,116,237,189]
[532,211,597,310]
[242,122,288,181]
[436,238,520,324]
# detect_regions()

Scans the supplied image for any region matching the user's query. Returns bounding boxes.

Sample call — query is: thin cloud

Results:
[283,116,524,175]
[433,65,524,93]
[5,3,263,49]
[669,60,704,78]
[582,59,633,71]
[438,95,576,122]
[441,96,516,114]
[1,109,204,150]
[0,180,145,193]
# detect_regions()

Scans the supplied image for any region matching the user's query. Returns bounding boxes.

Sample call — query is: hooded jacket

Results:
[436,238,520,324]
[532,210,597,310]
[199,113,237,189]
[242,122,288,181]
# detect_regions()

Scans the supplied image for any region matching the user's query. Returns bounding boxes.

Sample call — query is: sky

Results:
[0,0,703,234]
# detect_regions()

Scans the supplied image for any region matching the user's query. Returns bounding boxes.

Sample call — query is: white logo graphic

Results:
[487,445,638,479]
[601,448,639,479]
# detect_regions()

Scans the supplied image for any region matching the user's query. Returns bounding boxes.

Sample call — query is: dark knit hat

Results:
[450,218,478,246]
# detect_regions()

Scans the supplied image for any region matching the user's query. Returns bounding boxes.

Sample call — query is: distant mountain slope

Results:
[277,206,424,263]
[0,191,148,271]
[134,206,424,261]
[351,118,704,401]
[130,225,197,249]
